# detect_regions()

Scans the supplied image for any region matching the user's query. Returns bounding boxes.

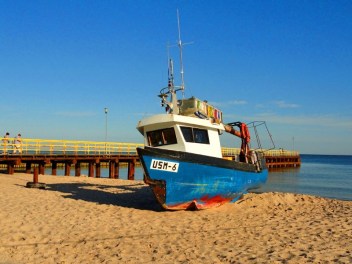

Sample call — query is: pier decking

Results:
[1,138,300,178]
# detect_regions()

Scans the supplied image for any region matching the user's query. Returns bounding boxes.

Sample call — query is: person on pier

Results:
[13,133,22,154]
[2,132,10,154]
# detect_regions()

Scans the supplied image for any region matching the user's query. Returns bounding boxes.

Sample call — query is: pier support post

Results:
[109,161,115,179]
[128,159,136,180]
[114,160,119,179]
[26,167,46,189]
[52,162,57,175]
[64,163,71,176]
[33,167,39,183]
[75,162,81,177]
[25,163,31,174]
[6,159,21,175]
[7,163,15,175]
[88,162,94,177]
[96,163,101,178]
[39,162,45,175]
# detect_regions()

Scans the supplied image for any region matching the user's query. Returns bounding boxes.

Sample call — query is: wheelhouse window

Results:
[180,127,193,142]
[180,126,210,144]
[147,128,177,147]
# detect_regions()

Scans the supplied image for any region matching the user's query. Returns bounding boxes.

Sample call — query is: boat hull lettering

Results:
[151,159,179,173]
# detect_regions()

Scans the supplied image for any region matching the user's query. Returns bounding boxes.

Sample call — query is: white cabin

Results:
[137,113,225,158]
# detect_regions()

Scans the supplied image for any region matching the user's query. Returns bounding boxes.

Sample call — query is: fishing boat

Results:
[136,14,270,210]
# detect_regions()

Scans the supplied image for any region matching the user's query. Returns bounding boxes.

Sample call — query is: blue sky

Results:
[1,0,351,155]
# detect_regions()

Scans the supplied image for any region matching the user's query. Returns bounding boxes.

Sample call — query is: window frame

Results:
[146,127,177,147]
[180,126,210,144]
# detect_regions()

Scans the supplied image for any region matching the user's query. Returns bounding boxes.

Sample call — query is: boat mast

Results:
[160,10,191,115]
[166,44,179,114]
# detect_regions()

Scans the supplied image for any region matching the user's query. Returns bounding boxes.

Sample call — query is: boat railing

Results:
[160,85,184,95]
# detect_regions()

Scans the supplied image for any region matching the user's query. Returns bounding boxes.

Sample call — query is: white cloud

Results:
[210,100,247,107]
[249,113,352,129]
[273,100,300,108]
[226,100,300,110]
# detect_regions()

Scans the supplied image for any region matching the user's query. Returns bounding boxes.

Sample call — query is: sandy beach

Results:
[0,173,351,264]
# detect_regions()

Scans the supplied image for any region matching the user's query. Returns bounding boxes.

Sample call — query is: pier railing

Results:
[221,147,299,157]
[221,147,301,168]
[264,149,300,157]
[1,138,144,156]
[1,138,300,157]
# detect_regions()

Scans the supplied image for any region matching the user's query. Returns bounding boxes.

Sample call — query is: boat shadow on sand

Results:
[41,182,163,212]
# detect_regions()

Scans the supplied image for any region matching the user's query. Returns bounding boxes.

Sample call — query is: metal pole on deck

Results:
[104,107,108,154]
[26,167,46,189]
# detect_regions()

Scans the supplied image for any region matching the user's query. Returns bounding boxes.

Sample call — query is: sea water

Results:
[256,154,352,201]
[50,154,352,201]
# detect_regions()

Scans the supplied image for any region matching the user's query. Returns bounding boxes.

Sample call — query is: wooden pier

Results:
[222,148,301,169]
[0,154,138,179]
[0,139,142,179]
[1,138,300,177]
[264,154,301,169]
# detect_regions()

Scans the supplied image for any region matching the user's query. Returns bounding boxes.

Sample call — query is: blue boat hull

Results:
[137,147,268,210]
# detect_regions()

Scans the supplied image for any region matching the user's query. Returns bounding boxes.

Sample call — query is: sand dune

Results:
[0,173,351,263]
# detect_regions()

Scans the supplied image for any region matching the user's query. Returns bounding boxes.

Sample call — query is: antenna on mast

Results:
[177,9,185,91]
[167,43,174,89]
[160,9,193,114]
[176,9,193,93]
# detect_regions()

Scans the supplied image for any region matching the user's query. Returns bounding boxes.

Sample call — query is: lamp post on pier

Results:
[104,107,108,154]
